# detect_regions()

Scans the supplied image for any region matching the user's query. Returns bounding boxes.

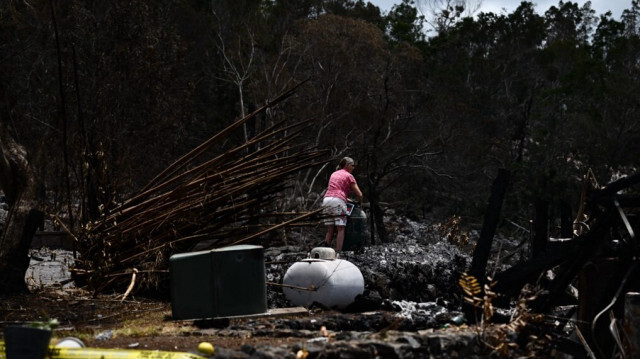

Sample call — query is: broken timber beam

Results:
[493,209,613,299]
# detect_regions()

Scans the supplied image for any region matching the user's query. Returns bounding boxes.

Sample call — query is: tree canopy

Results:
[1,0,639,250]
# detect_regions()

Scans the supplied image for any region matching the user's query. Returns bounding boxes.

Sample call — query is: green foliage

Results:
[386,0,426,44]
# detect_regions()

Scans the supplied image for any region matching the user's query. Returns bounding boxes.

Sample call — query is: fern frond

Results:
[458,272,482,296]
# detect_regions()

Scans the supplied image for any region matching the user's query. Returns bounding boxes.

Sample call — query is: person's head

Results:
[336,157,355,172]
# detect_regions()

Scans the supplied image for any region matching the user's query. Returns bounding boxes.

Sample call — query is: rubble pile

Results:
[12,170,640,357]
[7,205,559,358]
[264,211,475,332]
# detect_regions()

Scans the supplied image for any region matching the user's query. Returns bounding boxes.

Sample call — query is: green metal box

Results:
[170,244,267,320]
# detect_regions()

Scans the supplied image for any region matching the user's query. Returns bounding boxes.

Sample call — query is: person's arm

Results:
[351,182,363,205]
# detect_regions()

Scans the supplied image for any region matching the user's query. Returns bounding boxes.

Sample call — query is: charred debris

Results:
[63,82,640,357]
[463,169,640,358]
[70,84,328,293]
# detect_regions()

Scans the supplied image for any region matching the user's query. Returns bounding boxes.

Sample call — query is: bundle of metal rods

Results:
[71,85,328,293]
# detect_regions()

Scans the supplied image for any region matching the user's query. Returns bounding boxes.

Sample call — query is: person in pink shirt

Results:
[322,157,363,251]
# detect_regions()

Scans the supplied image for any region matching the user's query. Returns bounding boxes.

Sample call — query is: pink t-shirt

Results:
[324,169,356,202]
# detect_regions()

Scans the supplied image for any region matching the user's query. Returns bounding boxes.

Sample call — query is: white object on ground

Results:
[283,256,364,309]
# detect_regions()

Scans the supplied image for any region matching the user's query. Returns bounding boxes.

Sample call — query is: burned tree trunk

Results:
[463,168,511,322]
[367,185,388,244]
[0,125,41,294]
[560,201,573,238]
[469,168,511,282]
[532,199,549,256]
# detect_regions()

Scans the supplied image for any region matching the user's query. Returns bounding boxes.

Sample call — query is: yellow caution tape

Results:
[0,341,209,359]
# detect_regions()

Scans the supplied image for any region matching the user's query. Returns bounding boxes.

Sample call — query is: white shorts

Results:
[322,197,347,226]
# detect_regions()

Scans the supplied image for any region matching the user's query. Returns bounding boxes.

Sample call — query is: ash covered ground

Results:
[8,209,542,358]
[263,210,526,328]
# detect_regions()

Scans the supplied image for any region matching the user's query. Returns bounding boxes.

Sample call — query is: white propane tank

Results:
[282,248,364,309]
